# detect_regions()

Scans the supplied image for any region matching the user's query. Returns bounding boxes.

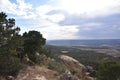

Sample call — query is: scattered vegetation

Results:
[0,12,47,76]
[0,12,120,80]
[97,61,120,80]
[45,45,120,78]
[47,61,66,73]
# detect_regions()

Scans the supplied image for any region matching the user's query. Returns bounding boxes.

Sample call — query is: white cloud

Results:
[35,5,53,16]
[34,4,65,22]
[38,25,79,40]
[0,0,17,14]
[19,18,79,40]
[21,12,36,19]
[0,0,33,18]
[16,0,32,16]
[46,14,65,23]
[57,0,120,17]
[16,0,32,10]
[0,0,80,40]
[1,0,120,19]
[1,0,120,39]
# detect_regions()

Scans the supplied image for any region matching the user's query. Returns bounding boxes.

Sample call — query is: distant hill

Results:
[46,39,120,47]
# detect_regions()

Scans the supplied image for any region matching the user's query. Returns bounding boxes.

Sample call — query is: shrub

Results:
[70,70,77,75]
[48,61,66,73]
[0,55,22,76]
[97,61,120,80]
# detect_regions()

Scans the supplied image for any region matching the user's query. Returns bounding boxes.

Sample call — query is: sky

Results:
[0,0,120,40]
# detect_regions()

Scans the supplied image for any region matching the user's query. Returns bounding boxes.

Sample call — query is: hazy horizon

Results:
[47,38,120,40]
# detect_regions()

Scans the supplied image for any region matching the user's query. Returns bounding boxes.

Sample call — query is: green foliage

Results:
[0,54,22,76]
[0,12,20,47]
[70,70,77,75]
[0,12,22,55]
[27,52,37,63]
[23,31,46,53]
[97,61,120,80]
[8,35,24,56]
[23,30,46,62]
[0,12,49,77]
[0,12,23,76]
[45,45,120,71]
[38,47,52,57]
[48,61,66,73]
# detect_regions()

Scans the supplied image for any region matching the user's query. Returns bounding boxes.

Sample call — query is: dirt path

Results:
[15,65,58,80]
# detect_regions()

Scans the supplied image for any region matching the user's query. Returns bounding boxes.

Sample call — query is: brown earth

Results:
[15,65,58,80]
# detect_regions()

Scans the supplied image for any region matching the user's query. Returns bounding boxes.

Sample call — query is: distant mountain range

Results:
[46,39,120,47]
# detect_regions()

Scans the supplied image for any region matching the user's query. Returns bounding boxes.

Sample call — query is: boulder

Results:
[55,71,79,80]
[59,55,94,80]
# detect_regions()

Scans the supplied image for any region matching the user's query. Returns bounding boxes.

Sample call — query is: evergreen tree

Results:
[23,30,46,62]
[0,12,22,75]
[0,12,20,48]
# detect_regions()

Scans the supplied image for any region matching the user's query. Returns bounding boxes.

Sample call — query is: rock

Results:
[55,71,79,80]
[6,76,14,80]
[83,76,94,80]
[59,55,94,80]
[34,76,47,80]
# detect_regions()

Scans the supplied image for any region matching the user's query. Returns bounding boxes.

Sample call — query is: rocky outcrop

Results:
[55,70,79,80]
[11,54,94,80]
[59,55,94,80]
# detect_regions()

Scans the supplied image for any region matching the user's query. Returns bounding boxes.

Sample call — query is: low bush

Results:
[48,61,66,73]
[70,70,77,75]
[0,54,22,76]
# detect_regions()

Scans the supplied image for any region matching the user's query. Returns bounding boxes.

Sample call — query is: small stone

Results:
[6,76,14,80]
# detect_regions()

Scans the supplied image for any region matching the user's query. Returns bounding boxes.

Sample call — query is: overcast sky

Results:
[0,0,120,40]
